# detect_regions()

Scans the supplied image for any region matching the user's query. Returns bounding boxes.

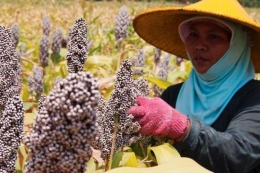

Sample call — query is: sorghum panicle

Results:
[25,71,99,173]
[28,67,44,96]
[11,24,19,48]
[42,15,51,36]
[157,53,170,80]
[66,18,88,73]
[154,53,170,96]
[0,25,20,105]
[131,49,145,75]
[39,35,49,67]
[115,5,129,45]
[0,95,24,173]
[154,48,161,66]
[51,28,63,54]
[92,60,149,160]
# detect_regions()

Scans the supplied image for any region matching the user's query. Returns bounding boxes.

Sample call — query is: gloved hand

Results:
[127,96,189,140]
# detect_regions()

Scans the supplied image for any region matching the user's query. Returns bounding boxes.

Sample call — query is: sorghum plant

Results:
[39,35,49,67]
[131,49,145,76]
[11,23,19,48]
[25,17,99,173]
[42,15,51,36]
[0,26,21,105]
[66,18,88,73]
[0,25,24,173]
[154,52,170,96]
[157,53,170,80]
[0,95,24,173]
[92,60,150,170]
[154,48,161,67]
[115,5,129,45]
[28,66,44,99]
[24,71,99,173]
[51,28,63,54]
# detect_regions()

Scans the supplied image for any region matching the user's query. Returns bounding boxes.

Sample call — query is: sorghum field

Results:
[1,0,260,172]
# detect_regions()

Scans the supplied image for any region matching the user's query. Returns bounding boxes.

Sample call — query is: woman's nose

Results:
[195,38,207,51]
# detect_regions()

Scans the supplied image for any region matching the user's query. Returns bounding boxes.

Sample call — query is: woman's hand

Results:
[128,96,190,141]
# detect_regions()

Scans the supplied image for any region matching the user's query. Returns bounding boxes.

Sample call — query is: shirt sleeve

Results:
[173,86,260,173]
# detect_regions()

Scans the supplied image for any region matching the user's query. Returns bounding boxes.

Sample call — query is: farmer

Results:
[128,0,260,172]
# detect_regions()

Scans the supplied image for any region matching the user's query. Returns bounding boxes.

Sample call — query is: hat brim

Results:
[133,7,260,72]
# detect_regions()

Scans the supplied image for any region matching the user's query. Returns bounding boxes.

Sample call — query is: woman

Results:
[127,0,260,172]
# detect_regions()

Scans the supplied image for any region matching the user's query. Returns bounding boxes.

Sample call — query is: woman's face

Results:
[184,21,231,74]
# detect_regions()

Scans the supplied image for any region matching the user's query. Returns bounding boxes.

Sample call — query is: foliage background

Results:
[1,0,260,172]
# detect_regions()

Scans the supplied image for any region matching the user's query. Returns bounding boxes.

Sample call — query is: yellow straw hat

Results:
[133,0,260,72]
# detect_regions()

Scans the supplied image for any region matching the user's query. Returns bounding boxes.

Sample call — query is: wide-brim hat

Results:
[133,0,260,72]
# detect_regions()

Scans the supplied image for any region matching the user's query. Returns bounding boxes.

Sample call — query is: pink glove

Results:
[127,96,188,140]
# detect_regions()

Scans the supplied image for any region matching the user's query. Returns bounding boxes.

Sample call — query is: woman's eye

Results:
[188,32,198,38]
[188,32,197,37]
[209,34,220,39]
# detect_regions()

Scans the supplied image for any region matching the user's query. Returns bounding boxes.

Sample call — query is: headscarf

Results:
[176,16,255,125]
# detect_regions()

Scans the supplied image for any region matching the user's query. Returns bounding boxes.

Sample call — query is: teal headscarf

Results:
[176,17,255,125]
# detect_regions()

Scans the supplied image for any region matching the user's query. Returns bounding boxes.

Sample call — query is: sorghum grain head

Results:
[115,5,129,45]
[0,25,20,105]
[28,67,44,96]
[131,49,145,75]
[39,35,49,67]
[25,71,99,173]
[11,23,19,48]
[66,18,88,73]
[0,95,24,173]
[51,28,63,54]
[92,60,150,160]
[42,15,51,36]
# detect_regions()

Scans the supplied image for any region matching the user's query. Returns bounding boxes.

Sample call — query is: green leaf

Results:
[105,157,213,173]
[59,48,68,57]
[85,157,96,173]
[111,151,123,169]
[136,156,148,168]
[103,85,114,99]
[149,143,180,165]
[167,70,187,82]
[16,144,28,171]
[23,102,35,111]
[87,55,113,65]
[50,52,63,64]
[144,76,172,89]
[21,85,30,102]
[24,113,36,125]
[120,152,138,167]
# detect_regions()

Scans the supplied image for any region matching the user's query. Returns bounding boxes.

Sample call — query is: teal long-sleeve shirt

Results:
[161,79,260,173]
